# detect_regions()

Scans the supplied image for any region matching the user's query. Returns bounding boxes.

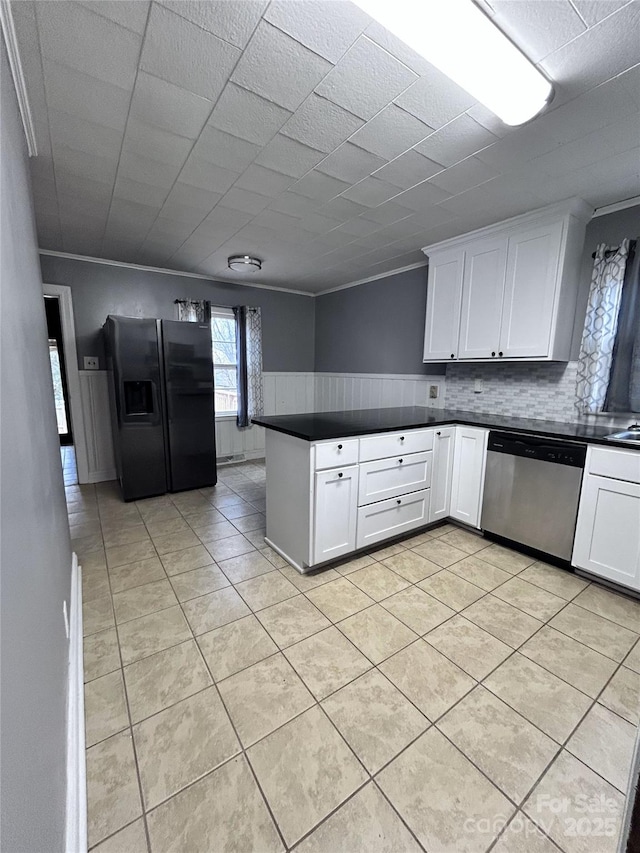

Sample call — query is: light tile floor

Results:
[67,461,640,853]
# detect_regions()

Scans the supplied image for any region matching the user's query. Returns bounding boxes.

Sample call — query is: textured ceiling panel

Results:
[14,0,640,293]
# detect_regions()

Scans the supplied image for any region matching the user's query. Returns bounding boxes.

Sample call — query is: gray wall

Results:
[571,204,640,358]
[40,255,316,373]
[314,266,445,375]
[1,37,72,852]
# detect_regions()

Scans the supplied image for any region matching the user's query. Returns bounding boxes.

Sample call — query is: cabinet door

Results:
[430,427,455,522]
[450,427,488,528]
[423,248,464,362]
[499,220,563,358]
[312,466,358,565]
[458,237,507,359]
[572,475,640,591]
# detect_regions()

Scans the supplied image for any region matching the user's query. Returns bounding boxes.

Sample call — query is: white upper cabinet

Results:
[499,220,563,358]
[422,200,591,363]
[422,248,464,362]
[458,237,508,360]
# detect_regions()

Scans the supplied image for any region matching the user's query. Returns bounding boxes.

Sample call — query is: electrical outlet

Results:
[84,356,99,370]
[474,378,484,393]
[429,385,439,399]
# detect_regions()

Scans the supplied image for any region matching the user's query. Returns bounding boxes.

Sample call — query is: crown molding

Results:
[592,196,640,218]
[0,0,37,157]
[315,261,428,296]
[38,250,315,297]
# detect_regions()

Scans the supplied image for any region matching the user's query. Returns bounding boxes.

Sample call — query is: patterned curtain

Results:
[575,240,630,414]
[233,306,264,428]
[175,299,211,322]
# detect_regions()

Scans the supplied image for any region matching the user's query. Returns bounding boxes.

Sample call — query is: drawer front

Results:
[588,446,640,484]
[358,451,432,506]
[314,438,359,470]
[356,489,430,550]
[359,428,433,462]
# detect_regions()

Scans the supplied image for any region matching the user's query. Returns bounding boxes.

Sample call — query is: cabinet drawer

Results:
[314,438,359,470]
[356,489,430,550]
[588,446,640,484]
[359,429,433,462]
[358,451,432,506]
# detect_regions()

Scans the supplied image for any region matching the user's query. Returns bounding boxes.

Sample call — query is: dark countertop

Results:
[252,406,639,449]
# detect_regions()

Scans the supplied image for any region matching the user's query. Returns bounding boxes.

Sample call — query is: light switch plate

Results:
[84,356,99,370]
[474,378,483,393]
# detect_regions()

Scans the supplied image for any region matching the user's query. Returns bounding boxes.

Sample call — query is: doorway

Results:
[45,295,78,485]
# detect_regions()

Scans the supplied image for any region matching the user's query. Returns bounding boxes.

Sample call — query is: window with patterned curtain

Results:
[175,299,211,323]
[575,240,630,414]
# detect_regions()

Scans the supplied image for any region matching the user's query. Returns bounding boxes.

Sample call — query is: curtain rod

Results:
[591,245,620,259]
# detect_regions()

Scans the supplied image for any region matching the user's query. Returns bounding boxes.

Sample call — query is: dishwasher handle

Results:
[487,431,586,468]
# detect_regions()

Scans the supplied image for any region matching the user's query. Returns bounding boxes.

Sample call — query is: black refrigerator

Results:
[104,315,217,501]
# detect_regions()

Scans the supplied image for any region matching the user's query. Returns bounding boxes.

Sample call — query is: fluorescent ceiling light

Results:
[352,0,553,126]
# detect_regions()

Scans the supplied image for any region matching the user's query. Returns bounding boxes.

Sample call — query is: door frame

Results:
[42,283,90,484]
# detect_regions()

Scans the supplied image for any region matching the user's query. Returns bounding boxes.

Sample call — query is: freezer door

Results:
[161,320,217,492]
[103,316,168,501]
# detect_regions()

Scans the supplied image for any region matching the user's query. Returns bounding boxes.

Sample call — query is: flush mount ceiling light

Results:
[351,0,553,126]
[228,255,262,272]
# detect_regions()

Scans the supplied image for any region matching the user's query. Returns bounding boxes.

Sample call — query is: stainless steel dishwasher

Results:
[481,431,587,562]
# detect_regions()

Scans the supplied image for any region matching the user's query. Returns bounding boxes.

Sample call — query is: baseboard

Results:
[217,450,265,466]
[65,553,87,853]
[83,468,116,484]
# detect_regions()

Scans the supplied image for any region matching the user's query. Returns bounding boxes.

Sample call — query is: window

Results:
[211,307,238,415]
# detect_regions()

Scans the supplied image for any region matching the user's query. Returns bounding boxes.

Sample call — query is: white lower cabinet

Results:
[430,427,455,522]
[449,427,488,528]
[573,447,640,591]
[313,465,358,564]
[356,489,430,550]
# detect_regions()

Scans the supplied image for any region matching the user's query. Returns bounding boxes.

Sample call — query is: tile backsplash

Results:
[444,361,581,422]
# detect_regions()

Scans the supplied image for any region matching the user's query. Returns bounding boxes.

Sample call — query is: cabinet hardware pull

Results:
[450,353,455,358]
[491,351,496,357]
[499,351,504,357]
[399,458,403,463]
[338,472,343,478]
[337,444,343,450]
[400,436,405,441]
[436,431,441,436]
[397,499,401,504]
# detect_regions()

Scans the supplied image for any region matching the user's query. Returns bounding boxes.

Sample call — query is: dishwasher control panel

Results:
[487,432,587,468]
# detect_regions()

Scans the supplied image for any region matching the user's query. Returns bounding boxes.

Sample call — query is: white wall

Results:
[0,34,72,852]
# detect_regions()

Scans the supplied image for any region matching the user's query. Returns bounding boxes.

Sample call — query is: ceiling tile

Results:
[570,0,631,27]
[113,175,171,209]
[234,164,295,197]
[340,176,401,207]
[618,64,640,111]
[475,123,560,170]
[316,142,386,183]
[129,71,212,139]
[251,208,301,232]
[415,115,497,167]
[43,59,131,132]
[54,143,119,186]
[490,0,586,63]
[392,181,452,212]
[118,151,183,188]
[37,1,140,91]
[297,211,344,234]
[160,182,222,220]
[372,150,443,190]
[360,201,413,226]
[123,118,193,166]
[140,4,240,101]
[48,109,123,161]
[267,192,322,218]
[179,157,240,193]
[147,217,199,242]
[465,103,513,139]
[428,156,500,195]
[54,170,114,206]
[289,170,350,202]
[191,125,261,172]
[350,104,432,160]
[208,83,292,145]
[254,134,325,177]
[319,196,369,221]
[280,93,364,153]
[363,20,432,76]
[78,1,150,34]
[316,35,417,120]
[395,65,476,130]
[231,20,332,111]
[335,217,383,238]
[540,2,640,102]
[220,187,273,215]
[264,0,369,63]
[159,0,268,49]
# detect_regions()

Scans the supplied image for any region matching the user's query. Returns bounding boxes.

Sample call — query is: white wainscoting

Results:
[314,373,445,413]
[216,372,315,462]
[78,370,116,483]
